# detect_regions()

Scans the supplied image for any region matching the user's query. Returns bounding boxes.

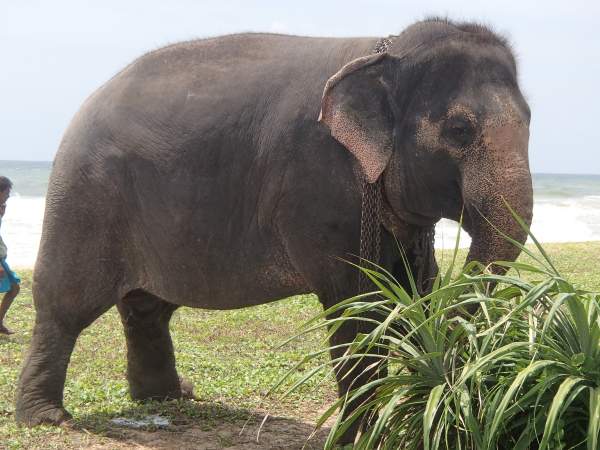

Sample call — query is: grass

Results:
[0,282,335,448]
[1,242,600,448]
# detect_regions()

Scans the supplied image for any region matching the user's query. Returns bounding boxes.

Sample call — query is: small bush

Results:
[276,223,600,449]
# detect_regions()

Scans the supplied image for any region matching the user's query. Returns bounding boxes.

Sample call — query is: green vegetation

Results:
[0,275,335,448]
[282,239,600,449]
[0,241,600,448]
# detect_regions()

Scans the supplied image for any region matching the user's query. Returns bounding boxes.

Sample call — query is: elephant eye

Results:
[443,117,476,148]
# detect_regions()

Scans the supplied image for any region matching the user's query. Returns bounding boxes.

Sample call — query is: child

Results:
[0,176,20,335]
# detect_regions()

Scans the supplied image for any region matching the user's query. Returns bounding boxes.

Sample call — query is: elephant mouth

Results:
[396,209,440,228]
[381,197,439,246]
[381,188,440,229]
[381,195,441,232]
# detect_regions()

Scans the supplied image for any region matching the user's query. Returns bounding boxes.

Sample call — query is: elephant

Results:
[15,17,533,444]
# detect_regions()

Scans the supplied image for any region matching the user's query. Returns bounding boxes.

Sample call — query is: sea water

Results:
[1,161,48,267]
[2,161,600,267]
[436,174,600,249]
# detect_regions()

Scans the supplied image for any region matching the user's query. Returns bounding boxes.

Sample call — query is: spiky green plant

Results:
[274,214,600,449]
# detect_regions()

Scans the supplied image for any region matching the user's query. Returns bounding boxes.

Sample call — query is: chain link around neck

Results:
[357,37,391,294]
[358,36,436,295]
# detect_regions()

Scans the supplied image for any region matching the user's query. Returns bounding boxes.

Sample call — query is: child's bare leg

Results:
[0,283,20,334]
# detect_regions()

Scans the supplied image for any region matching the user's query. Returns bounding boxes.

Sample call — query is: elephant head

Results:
[319,19,533,271]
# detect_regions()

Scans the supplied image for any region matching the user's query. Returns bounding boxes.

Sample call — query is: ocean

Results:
[2,160,600,267]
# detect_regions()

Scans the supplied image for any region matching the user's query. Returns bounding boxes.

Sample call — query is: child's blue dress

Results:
[0,259,20,293]
[0,213,20,292]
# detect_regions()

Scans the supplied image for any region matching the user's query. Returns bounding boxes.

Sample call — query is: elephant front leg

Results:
[117,291,193,401]
[327,308,387,446]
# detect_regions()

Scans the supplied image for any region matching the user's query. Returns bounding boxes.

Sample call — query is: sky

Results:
[1,0,599,174]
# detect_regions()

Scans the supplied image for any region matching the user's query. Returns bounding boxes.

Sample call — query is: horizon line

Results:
[1,159,600,177]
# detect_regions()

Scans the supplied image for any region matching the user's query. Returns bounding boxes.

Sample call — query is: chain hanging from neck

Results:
[358,180,382,294]
[358,37,392,295]
[414,225,436,293]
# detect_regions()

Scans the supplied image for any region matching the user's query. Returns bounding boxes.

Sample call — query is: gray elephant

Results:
[16,18,533,443]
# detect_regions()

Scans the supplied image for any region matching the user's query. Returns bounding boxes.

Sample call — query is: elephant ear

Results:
[318,53,394,183]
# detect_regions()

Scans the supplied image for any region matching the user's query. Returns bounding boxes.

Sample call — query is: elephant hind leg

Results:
[15,283,119,426]
[117,289,192,401]
[15,317,80,426]
[16,270,119,427]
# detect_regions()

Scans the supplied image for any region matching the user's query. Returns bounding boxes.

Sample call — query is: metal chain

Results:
[357,37,392,294]
[414,226,436,293]
[358,36,437,295]
[358,180,382,293]
[372,37,392,54]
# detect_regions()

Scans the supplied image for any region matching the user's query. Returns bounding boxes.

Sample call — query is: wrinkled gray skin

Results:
[16,19,532,443]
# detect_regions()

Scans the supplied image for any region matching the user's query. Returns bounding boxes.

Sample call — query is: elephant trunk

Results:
[462,124,533,269]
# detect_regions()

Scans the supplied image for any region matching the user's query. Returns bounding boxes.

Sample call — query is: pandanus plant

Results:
[273,209,600,449]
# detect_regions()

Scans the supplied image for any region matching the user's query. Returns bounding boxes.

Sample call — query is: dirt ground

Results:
[15,400,334,450]
[56,410,330,450]
[78,416,328,449]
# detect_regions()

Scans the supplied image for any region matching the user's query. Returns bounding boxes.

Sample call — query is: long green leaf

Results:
[424,384,445,450]
[588,387,600,450]
[486,360,559,448]
[539,376,586,450]
[458,342,529,385]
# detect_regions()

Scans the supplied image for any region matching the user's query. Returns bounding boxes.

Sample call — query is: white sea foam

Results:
[2,196,45,268]
[435,196,600,249]
[3,192,600,267]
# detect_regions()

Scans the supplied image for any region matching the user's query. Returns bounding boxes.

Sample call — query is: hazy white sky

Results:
[1,0,599,173]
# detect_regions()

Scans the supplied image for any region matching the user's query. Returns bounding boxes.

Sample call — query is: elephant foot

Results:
[131,385,181,402]
[130,376,196,402]
[15,403,72,427]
